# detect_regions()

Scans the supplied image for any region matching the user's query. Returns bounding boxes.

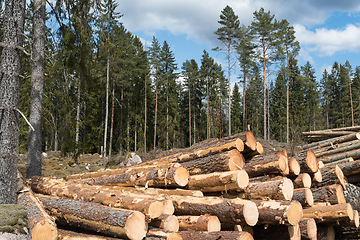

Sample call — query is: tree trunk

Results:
[344,182,360,212]
[154,83,158,150]
[302,132,360,151]
[312,184,346,205]
[181,149,245,175]
[57,229,119,240]
[27,0,45,178]
[338,159,360,176]
[228,41,231,136]
[75,76,81,156]
[188,80,191,147]
[291,173,312,189]
[206,74,209,139]
[312,164,346,190]
[38,194,147,240]
[103,55,109,157]
[108,78,115,157]
[0,0,26,204]
[144,70,147,153]
[303,203,353,224]
[243,67,247,132]
[177,215,220,232]
[243,152,289,177]
[295,149,319,174]
[187,170,249,192]
[292,188,314,207]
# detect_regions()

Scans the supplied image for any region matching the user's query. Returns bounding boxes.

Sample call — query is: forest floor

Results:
[18,138,297,179]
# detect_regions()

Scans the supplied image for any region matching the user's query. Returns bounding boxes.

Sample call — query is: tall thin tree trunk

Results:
[120,86,123,155]
[267,87,270,140]
[349,75,354,126]
[228,42,231,136]
[75,77,81,156]
[166,87,169,150]
[127,99,130,152]
[243,67,247,132]
[144,71,147,153]
[286,54,290,144]
[0,0,25,204]
[154,83,158,150]
[263,41,267,140]
[189,81,191,146]
[207,75,209,139]
[27,0,45,178]
[108,79,115,157]
[193,111,196,145]
[103,55,109,157]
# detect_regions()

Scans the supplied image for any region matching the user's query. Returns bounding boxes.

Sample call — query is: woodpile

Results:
[17,129,360,239]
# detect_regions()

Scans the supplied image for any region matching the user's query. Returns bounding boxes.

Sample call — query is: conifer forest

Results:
[3,2,360,157]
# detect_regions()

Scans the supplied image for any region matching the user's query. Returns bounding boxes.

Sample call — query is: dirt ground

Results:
[18,138,295,180]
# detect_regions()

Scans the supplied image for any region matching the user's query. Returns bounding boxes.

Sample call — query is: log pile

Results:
[18,129,360,239]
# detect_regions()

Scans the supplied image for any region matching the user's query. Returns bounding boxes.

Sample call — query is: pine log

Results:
[105,186,203,197]
[311,169,323,184]
[146,228,182,240]
[317,225,335,240]
[180,149,245,175]
[312,164,346,190]
[149,214,179,232]
[292,188,314,207]
[303,203,353,224]
[240,177,294,201]
[37,194,147,240]
[57,229,119,240]
[28,177,166,219]
[295,150,319,173]
[315,139,360,159]
[289,157,301,175]
[252,224,301,240]
[243,152,289,177]
[69,163,190,188]
[338,159,360,176]
[333,226,360,240]
[291,173,312,188]
[302,132,360,150]
[187,170,249,192]
[17,172,58,240]
[324,157,353,166]
[303,130,354,138]
[299,218,317,240]
[0,204,32,240]
[178,231,254,240]
[176,215,220,232]
[243,141,264,158]
[252,199,303,226]
[344,182,360,212]
[222,130,257,151]
[320,149,360,164]
[312,184,346,205]
[248,175,271,184]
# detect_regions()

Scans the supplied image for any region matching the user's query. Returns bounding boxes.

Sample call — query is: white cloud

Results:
[295,23,360,56]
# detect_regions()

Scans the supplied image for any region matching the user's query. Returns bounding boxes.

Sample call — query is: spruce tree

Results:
[231,83,242,134]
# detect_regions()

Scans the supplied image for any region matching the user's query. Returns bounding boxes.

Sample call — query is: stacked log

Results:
[21,129,360,239]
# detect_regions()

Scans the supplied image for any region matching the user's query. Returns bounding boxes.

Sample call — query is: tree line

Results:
[2,2,360,159]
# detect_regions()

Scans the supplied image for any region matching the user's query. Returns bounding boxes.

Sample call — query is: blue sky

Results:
[116,0,360,87]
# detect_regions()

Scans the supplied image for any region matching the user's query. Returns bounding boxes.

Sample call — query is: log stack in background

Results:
[20,128,360,239]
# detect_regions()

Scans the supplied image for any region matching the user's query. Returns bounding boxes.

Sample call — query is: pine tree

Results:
[352,66,360,125]
[271,68,287,142]
[214,5,240,136]
[231,83,242,134]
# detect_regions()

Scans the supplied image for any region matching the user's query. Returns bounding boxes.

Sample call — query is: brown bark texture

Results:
[303,203,353,224]
[178,230,254,240]
[243,152,288,177]
[177,215,220,232]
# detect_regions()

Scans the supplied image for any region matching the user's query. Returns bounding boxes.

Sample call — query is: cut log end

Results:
[312,170,322,183]
[256,142,264,155]
[243,200,259,226]
[354,210,360,228]
[163,215,180,232]
[173,167,190,187]
[289,157,300,175]
[347,203,355,220]
[240,231,254,240]
[31,220,58,240]
[335,164,346,190]
[306,150,319,173]
[235,138,245,152]
[334,184,346,204]
[304,188,314,206]
[245,131,257,151]
[125,211,147,240]
[229,149,246,171]
[279,155,289,173]
[282,178,294,201]
[149,201,165,219]
[303,173,312,188]
[306,218,317,240]
[288,201,303,226]
[162,200,175,215]
[237,170,250,189]
[202,216,221,232]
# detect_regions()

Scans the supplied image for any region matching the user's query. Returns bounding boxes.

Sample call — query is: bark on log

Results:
[248,175,271,184]
[103,186,203,197]
[187,170,249,192]
[291,173,312,188]
[302,132,360,150]
[149,214,179,232]
[17,172,58,240]
[146,228,182,240]
[303,203,353,224]
[28,177,166,219]
[338,159,360,176]
[252,199,303,226]
[69,164,190,188]
[294,150,319,173]
[243,141,263,158]
[180,149,245,175]
[222,130,257,151]
[57,229,120,240]
[312,164,346,190]
[299,218,317,240]
[178,231,254,240]
[344,182,360,212]
[311,184,346,205]
[252,224,301,240]
[333,226,360,240]
[292,188,314,207]
[314,139,360,158]
[317,225,335,240]
[177,215,221,232]
[243,152,289,177]
[0,204,32,240]
[320,149,360,164]
[240,177,294,201]
[37,194,147,240]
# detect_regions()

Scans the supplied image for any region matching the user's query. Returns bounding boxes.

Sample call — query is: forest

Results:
[2,2,360,157]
